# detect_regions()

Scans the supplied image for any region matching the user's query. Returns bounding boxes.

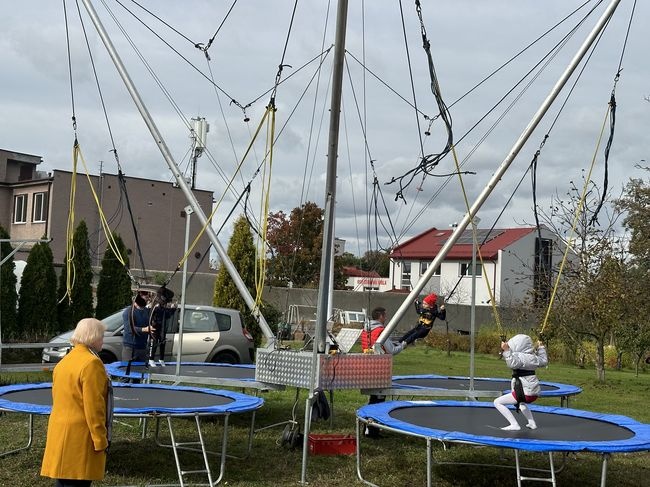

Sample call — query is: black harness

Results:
[512,369,535,411]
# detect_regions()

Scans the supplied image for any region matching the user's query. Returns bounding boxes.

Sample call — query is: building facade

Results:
[389,226,565,306]
[1,148,214,276]
[342,266,392,292]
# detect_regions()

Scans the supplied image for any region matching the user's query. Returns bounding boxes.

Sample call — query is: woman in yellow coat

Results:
[41,318,112,487]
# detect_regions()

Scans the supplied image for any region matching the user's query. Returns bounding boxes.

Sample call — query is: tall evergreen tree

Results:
[56,263,72,330]
[0,225,18,338]
[17,241,57,337]
[96,233,132,319]
[57,221,95,328]
[213,215,264,346]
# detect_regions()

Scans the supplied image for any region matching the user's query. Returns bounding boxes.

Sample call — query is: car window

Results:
[216,312,232,332]
[183,311,218,332]
[102,310,125,332]
[164,308,178,333]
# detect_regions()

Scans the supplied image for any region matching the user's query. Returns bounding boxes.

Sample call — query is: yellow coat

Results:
[41,344,109,480]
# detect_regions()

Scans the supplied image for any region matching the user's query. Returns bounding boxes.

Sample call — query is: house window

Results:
[13,194,28,223]
[32,192,48,222]
[459,262,483,276]
[401,262,412,290]
[421,262,441,276]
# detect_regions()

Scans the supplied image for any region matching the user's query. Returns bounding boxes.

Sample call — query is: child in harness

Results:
[494,334,548,431]
[399,293,446,346]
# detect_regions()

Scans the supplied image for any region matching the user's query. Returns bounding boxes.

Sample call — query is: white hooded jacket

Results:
[501,334,548,396]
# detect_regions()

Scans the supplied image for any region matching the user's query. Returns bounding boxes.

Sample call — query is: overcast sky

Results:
[1,1,648,257]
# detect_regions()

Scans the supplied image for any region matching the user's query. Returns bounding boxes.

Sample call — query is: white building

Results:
[389,226,565,306]
[342,266,392,292]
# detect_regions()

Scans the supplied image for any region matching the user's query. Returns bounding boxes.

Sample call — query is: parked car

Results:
[42,305,255,364]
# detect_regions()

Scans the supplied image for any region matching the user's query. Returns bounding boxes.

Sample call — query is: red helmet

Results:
[422,293,437,307]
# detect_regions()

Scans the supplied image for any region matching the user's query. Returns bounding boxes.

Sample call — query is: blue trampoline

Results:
[356,400,650,487]
[105,361,282,391]
[386,374,582,406]
[0,382,264,485]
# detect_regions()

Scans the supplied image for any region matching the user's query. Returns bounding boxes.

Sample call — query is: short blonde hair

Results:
[70,318,106,347]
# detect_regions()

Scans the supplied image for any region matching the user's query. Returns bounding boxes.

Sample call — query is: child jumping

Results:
[494,334,548,431]
[399,293,446,346]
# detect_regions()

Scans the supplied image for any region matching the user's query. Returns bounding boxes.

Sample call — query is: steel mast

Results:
[377,0,623,347]
[80,0,274,343]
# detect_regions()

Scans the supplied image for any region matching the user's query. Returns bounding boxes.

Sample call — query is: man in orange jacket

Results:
[360,306,406,438]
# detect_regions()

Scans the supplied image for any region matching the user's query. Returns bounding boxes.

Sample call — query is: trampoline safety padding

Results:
[356,400,650,487]
[363,374,582,407]
[0,382,264,486]
[105,361,284,391]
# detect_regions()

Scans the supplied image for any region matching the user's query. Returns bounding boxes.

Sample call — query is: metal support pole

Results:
[79,0,274,344]
[302,0,349,484]
[314,0,349,354]
[174,206,192,375]
[376,0,623,346]
[469,217,480,390]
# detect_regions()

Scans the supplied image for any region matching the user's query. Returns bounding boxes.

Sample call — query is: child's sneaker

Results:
[525,422,537,430]
[158,360,165,367]
[501,424,521,431]
[148,360,156,367]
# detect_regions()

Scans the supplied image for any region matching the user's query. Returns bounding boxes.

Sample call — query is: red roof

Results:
[342,266,381,278]
[389,227,537,260]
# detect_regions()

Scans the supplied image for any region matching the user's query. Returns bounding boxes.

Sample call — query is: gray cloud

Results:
[1,1,647,256]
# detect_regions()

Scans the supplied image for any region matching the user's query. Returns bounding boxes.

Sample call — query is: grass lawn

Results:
[1,346,649,486]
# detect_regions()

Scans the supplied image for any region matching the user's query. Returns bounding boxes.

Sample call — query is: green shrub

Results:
[424,330,470,352]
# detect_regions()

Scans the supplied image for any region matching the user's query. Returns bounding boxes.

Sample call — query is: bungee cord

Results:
[73,0,147,278]
[385,0,454,203]
[60,0,636,331]
[588,0,637,226]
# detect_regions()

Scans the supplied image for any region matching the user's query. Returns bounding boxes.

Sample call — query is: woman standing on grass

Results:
[41,318,113,487]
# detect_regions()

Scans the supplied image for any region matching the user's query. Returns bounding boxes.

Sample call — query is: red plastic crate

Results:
[308,434,356,455]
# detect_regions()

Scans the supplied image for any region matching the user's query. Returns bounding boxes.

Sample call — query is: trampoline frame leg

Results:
[514,450,556,486]
[153,412,256,461]
[355,417,380,487]
[426,438,432,487]
[147,413,231,486]
[600,453,609,487]
[0,412,34,457]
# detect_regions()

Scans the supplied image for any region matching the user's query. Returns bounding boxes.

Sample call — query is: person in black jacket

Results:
[399,293,446,346]
[147,286,175,367]
[121,293,151,363]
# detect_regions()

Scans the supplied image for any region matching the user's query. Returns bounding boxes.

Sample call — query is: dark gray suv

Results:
[42,305,255,364]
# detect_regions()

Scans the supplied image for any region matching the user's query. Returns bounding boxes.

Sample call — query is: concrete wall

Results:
[262,286,502,334]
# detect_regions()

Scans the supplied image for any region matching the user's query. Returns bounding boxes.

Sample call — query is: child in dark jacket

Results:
[399,293,446,345]
[147,286,175,367]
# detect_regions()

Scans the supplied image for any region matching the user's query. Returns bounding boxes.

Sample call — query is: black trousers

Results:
[54,480,92,487]
[399,324,432,345]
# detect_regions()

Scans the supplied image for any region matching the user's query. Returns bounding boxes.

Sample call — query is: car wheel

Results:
[98,350,118,364]
[211,351,239,364]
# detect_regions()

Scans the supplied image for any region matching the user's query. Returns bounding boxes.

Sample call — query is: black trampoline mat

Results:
[393,377,560,393]
[1,388,51,406]
[2,386,234,410]
[124,364,255,380]
[390,405,635,442]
